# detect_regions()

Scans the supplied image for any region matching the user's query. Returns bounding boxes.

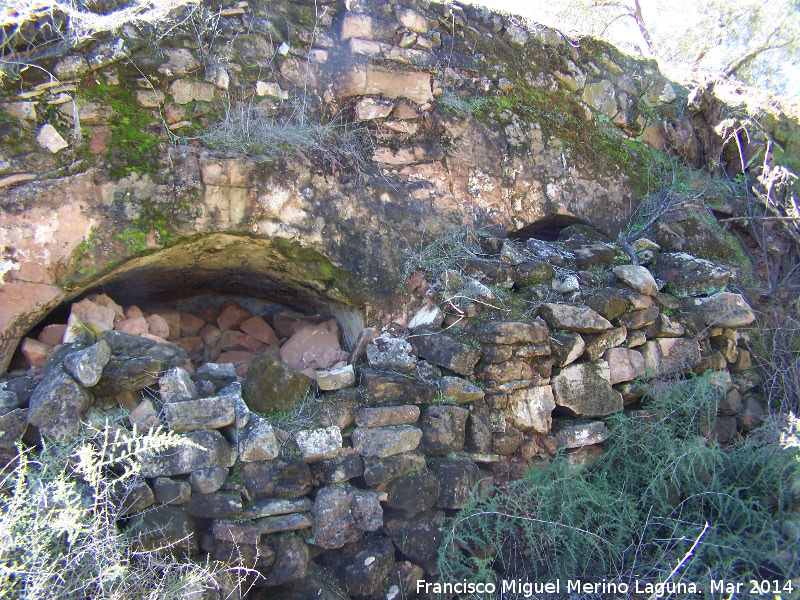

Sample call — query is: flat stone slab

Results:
[362,452,426,485]
[258,512,313,534]
[475,321,548,344]
[163,396,235,432]
[213,520,262,545]
[356,405,420,427]
[360,368,437,404]
[439,376,485,404]
[351,425,422,457]
[554,420,609,449]
[240,498,314,519]
[539,303,612,333]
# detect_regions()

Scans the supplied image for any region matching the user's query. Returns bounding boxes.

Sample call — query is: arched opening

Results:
[8,234,365,376]
[508,214,594,242]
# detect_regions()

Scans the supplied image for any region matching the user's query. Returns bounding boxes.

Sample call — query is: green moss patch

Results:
[83,83,161,179]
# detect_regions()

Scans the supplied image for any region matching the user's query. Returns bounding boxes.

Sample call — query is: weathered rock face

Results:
[551,360,624,418]
[2,0,753,371]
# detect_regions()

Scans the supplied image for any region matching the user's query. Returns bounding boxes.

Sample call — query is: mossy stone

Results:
[242,355,312,415]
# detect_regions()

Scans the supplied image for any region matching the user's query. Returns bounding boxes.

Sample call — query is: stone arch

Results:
[508,214,595,242]
[6,234,366,372]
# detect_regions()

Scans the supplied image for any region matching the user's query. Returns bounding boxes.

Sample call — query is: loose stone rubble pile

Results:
[17,296,353,382]
[0,228,763,599]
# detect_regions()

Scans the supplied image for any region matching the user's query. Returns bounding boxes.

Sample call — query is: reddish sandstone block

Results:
[21,337,48,367]
[180,312,206,337]
[240,316,279,345]
[217,302,250,332]
[37,324,66,346]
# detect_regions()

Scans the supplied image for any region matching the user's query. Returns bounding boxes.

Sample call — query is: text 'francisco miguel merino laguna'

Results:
[416,578,701,597]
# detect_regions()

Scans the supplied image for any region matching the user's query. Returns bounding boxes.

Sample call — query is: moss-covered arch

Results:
[6,234,367,372]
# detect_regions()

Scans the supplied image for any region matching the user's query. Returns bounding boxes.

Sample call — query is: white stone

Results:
[556,275,580,293]
[612,265,658,296]
[316,364,356,391]
[295,426,342,462]
[213,67,229,90]
[505,386,555,433]
[255,81,283,97]
[408,304,442,329]
[659,82,677,103]
[355,97,394,120]
[504,23,530,46]
[395,8,428,34]
[37,124,68,153]
[238,414,279,462]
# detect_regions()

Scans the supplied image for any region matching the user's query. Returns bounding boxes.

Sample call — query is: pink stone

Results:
[124,305,144,319]
[91,293,124,321]
[217,350,257,379]
[160,311,181,340]
[219,330,265,354]
[180,312,206,337]
[21,337,48,367]
[279,319,350,372]
[240,315,279,345]
[174,336,204,355]
[129,399,161,432]
[197,306,219,323]
[217,302,250,331]
[261,344,281,359]
[603,348,646,385]
[114,317,149,335]
[199,323,222,346]
[70,298,116,334]
[139,332,168,344]
[146,314,170,339]
[37,324,66,346]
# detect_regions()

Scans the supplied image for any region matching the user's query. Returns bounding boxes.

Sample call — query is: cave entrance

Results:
[508,214,593,242]
[9,234,365,376]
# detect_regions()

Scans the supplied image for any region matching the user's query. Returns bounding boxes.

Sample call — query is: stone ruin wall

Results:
[1,225,766,598]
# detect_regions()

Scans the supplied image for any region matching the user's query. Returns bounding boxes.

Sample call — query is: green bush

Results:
[0,424,244,600]
[439,374,799,593]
